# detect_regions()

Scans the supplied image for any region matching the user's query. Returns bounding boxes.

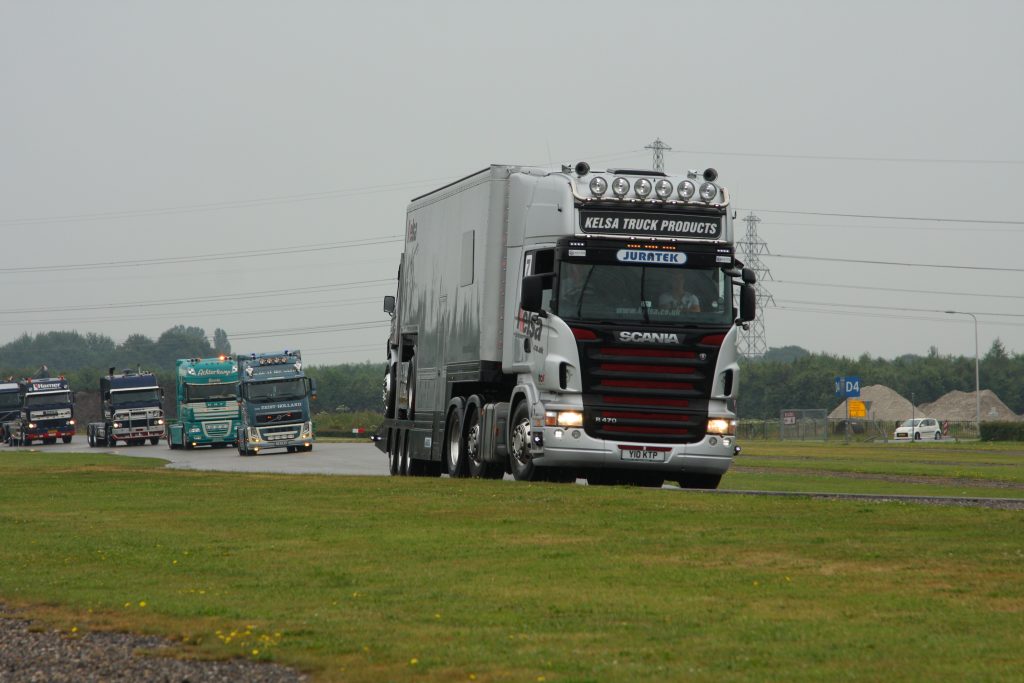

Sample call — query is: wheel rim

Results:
[446,411,461,473]
[511,415,531,469]
[466,412,481,466]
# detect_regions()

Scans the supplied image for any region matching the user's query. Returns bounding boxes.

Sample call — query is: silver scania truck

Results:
[376,163,756,487]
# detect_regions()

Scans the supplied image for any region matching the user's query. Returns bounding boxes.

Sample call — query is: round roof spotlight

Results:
[634,178,653,198]
[575,161,591,176]
[589,176,608,197]
[703,167,719,182]
[699,181,718,202]
[611,176,630,197]
[677,179,696,200]
[654,179,673,199]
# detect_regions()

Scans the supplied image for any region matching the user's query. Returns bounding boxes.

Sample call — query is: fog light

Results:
[699,181,718,201]
[633,178,652,198]
[654,179,673,198]
[590,176,608,196]
[612,177,629,197]
[677,180,696,199]
[554,429,564,439]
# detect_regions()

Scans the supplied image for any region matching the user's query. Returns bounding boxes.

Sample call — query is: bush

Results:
[313,410,382,438]
[980,421,1024,442]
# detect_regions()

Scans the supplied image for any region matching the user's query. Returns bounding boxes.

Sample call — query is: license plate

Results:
[620,448,666,462]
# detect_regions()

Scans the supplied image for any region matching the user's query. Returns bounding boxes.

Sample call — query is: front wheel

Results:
[508,402,536,481]
[150,437,160,445]
[62,436,72,444]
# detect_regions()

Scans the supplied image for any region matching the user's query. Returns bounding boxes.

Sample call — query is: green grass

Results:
[1,450,1022,682]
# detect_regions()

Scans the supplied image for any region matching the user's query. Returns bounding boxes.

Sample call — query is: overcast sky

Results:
[2,1,1022,369]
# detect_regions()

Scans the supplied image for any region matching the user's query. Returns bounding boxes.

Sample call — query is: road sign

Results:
[848,399,866,418]
[834,376,861,398]
[783,410,797,425]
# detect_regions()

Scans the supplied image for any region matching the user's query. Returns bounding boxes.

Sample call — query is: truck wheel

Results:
[399,435,411,476]
[508,401,536,481]
[88,429,95,448]
[62,436,72,444]
[150,437,160,445]
[444,407,467,477]
[677,473,722,490]
[466,401,502,479]
[389,433,401,475]
[402,355,416,420]
[383,365,397,418]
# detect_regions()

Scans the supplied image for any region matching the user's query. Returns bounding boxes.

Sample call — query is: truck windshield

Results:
[111,388,161,406]
[184,383,238,402]
[555,262,733,325]
[25,391,71,407]
[246,378,308,403]
[0,393,20,410]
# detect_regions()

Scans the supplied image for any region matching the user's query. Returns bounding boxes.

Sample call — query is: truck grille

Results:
[202,421,233,437]
[577,331,725,444]
[259,425,301,441]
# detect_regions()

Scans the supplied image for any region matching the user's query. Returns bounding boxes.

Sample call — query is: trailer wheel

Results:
[466,400,502,479]
[444,407,467,477]
[508,401,536,481]
[676,473,722,490]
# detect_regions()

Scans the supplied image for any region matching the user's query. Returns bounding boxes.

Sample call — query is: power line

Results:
[740,208,1024,226]
[774,298,1024,318]
[768,303,1024,329]
[0,236,402,274]
[669,148,1024,165]
[765,253,1024,272]
[772,280,1024,301]
[0,278,395,315]
[229,321,389,340]
[761,220,1024,234]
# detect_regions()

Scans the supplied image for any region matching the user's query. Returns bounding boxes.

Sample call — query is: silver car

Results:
[894,417,942,441]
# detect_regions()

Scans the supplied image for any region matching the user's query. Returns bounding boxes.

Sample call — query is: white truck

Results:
[376,163,756,487]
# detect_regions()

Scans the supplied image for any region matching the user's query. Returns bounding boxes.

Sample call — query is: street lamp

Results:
[945,310,980,436]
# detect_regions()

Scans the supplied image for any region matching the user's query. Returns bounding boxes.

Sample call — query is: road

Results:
[10,438,390,476]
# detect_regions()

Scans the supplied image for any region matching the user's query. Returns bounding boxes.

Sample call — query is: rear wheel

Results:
[399,436,411,476]
[508,402,536,482]
[933,431,941,441]
[389,433,401,475]
[677,473,722,490]
[914,432,922,441]
[444,407,466,477]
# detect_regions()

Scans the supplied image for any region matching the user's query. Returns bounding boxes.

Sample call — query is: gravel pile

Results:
[918,389,1022,422]
[0,608,306,683]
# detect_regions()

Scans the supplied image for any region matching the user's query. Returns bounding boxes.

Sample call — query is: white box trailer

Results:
[377,163,756,487]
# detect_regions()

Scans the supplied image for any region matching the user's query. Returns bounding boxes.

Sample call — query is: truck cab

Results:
[166,356,240,450]
[5,377,76,446]
[237,350,315,456]
[87,369,165,447]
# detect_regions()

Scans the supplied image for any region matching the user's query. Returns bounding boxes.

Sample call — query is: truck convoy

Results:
[166,356,240,449]
[236,350,316,455]
[2,376,76,446]
[376,163,756,488]
[87,369,165,447]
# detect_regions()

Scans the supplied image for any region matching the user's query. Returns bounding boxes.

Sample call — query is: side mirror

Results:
[742,267,756,285]
[521,275,544,313]
[308,377,318,400]
[739,284,757,322]
[383,295,396,315]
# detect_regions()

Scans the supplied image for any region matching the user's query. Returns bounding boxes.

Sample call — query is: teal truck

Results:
[237,350,316,456]
[166,356,241,449]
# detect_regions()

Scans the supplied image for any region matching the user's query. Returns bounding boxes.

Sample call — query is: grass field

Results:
[1,445,1022,682]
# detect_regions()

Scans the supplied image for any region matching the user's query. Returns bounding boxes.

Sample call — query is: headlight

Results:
[677,180,696,200]
[633,178,652,198]
[611,177,629,197]
[699,182,718,201]
[68,419,75,425]
[156,419,165,425]
[654,179,673,199]
[28,422,36,429]
[590,176,608,196]
[707,419,735,435]
[112,422,121,429]
[545,410,584,427]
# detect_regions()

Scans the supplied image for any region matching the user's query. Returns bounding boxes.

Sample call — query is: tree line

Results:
[2,328,1021,419]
